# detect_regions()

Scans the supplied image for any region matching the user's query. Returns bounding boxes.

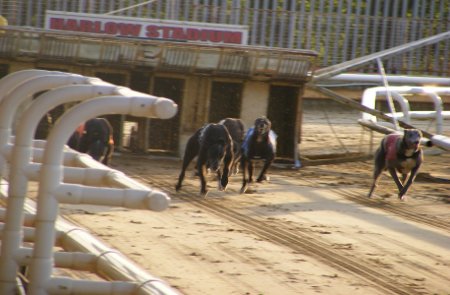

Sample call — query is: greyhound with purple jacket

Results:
[240,117,277,194]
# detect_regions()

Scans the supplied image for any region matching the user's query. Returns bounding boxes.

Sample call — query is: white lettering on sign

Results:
[45,11,248,45]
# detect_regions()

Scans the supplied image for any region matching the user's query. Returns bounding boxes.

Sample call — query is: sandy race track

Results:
[60,149,450,295]
[58,100,450,295]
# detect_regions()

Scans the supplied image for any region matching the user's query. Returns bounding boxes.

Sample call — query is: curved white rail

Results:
[0,70,180,295]
[0,73,89,177]
[360,86,450,151]
[26,95,176,295]
[361,86,450,130]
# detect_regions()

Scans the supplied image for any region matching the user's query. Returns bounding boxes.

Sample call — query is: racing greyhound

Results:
[240,117,277,194]
[175,123,233,197]
[367,129,424,200]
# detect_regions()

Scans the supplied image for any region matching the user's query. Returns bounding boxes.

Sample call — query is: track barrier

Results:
[0,70,182,294]
[360,86,450,151]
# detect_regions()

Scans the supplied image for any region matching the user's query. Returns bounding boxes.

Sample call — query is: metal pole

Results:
[376,58,399,130]
[312,31,450,82]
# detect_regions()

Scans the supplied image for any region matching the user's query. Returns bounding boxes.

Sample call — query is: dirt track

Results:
[60,100,450,294]
[61,149,450,295]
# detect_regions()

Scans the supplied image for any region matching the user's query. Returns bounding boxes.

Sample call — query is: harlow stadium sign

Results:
[45,10,249,45]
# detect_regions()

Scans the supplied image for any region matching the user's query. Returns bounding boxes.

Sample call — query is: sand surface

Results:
[56,100,450,295]
[60,151,449,295]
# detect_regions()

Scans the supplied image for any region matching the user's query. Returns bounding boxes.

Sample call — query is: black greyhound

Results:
[68,118,114,165]
[175,123,234,197]
[218,118,245,175]
[368,129,424,200]
[240,117,277,194]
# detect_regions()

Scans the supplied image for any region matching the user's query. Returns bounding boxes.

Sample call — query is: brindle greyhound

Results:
[175,123,233,197]
[368,129,424,200]
[240,117,276,194]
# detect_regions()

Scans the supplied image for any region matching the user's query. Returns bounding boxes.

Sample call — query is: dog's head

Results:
[403,129,422,151]
[201,124,230,172]
[254,117,271,135]
[206,141,227,172]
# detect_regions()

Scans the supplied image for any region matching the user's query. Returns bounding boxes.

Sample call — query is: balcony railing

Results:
[0,26,318,82]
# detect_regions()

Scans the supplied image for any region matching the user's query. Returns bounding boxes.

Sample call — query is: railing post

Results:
[25,95,176,294]
[0,83,119,291]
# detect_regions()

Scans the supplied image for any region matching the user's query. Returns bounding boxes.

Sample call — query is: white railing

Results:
[0,70,181,294]
[359,85,450,151]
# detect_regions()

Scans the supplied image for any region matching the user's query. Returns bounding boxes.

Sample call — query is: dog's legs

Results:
[175,136,199,192]
[196,146,210,197]
[230,140,241,175]
[367,182,377,198]
[399,166,420,200]
[175,151,196,192]
[198,162,209,197]
[216,169,223,191]
[220,145,233,191]
[367,171,382,198]
[401,174,408,185]
[248,160,254,183]
[368,146,385,198]
[388,167,404,193]
[231,154,241,175]
[368,165,384,198]
[257,156,274,182]
[240,158,249,194]
[103,143,113,166]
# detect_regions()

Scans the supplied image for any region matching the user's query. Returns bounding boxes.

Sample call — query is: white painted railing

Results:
[0,70,181,294]
[360,86,450,151]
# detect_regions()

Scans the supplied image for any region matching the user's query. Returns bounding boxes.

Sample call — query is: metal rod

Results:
[376,58,399,130]
[313,30,450,82]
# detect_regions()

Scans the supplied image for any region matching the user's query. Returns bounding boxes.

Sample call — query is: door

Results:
[149,77,184,152]
[267,85,300,159]
[95,72,127,149]
[208,81,242,122]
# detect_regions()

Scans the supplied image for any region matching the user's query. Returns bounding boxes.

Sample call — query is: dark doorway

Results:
[95,72,127,149]
[208,81,242,122]
[126,71,152,151]
[95,72,127,86]
[130,71,151,93]
[267,85,300,159]
[0,64,10,79]
[149,77,184,152]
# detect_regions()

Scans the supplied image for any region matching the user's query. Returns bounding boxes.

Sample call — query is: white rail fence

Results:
[0,69,181,294]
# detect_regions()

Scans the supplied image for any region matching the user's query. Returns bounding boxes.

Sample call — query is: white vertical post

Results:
[0,83,118,291]
[27,95,176,294]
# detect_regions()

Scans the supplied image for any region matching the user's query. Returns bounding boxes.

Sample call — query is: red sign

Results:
[45,11,248,45]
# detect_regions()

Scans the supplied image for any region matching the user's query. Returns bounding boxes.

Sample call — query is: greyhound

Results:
[218,118,245,175]
[368,129,424,200]
[68,118,114,165]
[175,123,234,197]
[240,116,277,194]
